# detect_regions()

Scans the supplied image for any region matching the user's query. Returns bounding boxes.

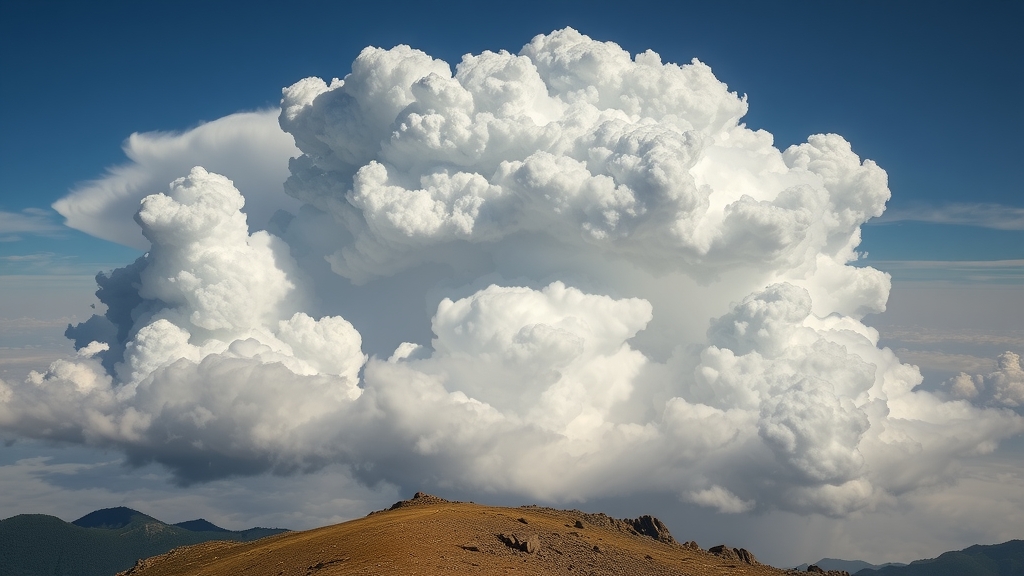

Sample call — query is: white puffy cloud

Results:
[686,485,754,514]
[281,28,888,289]
[52,110,300,249]
[2,169,365,480]
[2,29,1023,518]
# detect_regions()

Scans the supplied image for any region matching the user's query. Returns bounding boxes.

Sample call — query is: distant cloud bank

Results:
[3,28,1022,518]
[873,202,1024,230]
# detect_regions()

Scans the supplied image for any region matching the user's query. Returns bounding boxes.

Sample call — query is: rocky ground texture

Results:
[119,493,849,576]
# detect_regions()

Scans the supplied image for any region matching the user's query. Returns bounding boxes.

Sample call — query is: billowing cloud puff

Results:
[948,351,1024,409]
[3,29,1022,516]
[53,110,300,249]
[279,29,887,288]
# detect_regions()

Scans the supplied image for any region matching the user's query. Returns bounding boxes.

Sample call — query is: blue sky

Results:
[1,0,1023,568]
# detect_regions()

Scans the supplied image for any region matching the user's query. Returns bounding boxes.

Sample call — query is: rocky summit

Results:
[117,492,849,576]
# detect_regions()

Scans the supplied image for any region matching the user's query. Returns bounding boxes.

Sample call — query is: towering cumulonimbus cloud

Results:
[2,28,1022,515]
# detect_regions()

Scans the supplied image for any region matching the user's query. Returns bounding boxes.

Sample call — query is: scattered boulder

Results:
[682,541,702,551]
[807,566,825,573]
[574,520,585,529]
[499,533,540,553]
[523,534,540,553]
[461,542,481,552]
[517,517,529,524]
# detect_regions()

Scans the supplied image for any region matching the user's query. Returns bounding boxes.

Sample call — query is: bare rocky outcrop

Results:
[710,544,738,561]
[710,544,759,565]
[563,510,677,544]
[367,491,456,515]
[117,558,152,575]
[626,515,676,544]
[736,548,759,565]
[388,491,453,510]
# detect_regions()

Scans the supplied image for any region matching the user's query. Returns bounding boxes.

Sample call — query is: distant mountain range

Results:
[854,540,1024,576]
[796,540,1024,576]
[0,506,287,576]
[793,558,906,573]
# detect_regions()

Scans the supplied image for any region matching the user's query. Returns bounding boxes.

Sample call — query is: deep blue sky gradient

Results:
[1,0,1022,268]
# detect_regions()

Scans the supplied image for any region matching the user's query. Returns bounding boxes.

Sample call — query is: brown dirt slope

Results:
[118,493,845,576]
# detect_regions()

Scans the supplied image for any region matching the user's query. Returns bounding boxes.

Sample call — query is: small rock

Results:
[461,542,481,552]
[518,517,529,524]
[574,520,585,529]
[593,545,601,553]
[807,566,825,573]
[682,541,702,551]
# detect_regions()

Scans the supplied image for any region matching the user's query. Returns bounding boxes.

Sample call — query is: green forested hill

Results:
[856,540,1024,576]
[0,509,287,576]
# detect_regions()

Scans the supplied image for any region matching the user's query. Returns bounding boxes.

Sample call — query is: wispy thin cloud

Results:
[870,259,1024,269]
[0,253,106,276]
[1,253,62,263]
[879,326,1024,350]
[0,208,64,239]
[863,259,1024,284]
[872,202,1024,230]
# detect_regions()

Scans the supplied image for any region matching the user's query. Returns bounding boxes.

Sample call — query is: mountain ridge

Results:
[792,559,906,573]
[854,540,1024,576]
[0,507,288,576]
[172,518,230,532]
[113,492,853,576]
[72,506,161,529]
